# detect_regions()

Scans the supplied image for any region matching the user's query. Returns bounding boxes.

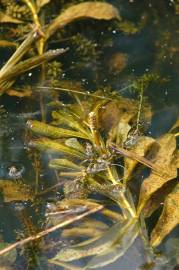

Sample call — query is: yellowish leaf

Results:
[0,12,23,24]
[123,136,155,181]
[137,134,177,214]
[46,2,120,39]
[150,183,179,247]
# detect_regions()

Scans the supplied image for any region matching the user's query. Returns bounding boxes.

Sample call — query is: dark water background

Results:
[0,0,178,269]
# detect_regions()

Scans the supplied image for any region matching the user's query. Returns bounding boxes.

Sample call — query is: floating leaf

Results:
[0,180,32,202]
[46,2,120,39]
[137,134,177,214]
[150,183,179,247]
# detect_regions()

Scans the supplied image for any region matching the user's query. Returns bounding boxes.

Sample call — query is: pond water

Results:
[0,0,178,269]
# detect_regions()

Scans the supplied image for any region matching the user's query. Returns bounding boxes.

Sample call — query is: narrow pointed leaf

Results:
[49,159,84,171]
[52,219,136,262]
[0,49,67,85]
[29,138,85,158]
[86,220,139,269]
[27,120,89,139]
[65,138,85,153]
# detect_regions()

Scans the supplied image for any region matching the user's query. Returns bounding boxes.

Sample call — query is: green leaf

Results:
[49,158,84,171]
[52,219,138,263]
[29,138,85,158]
[86,220,139,269]
[27,120,89,140]
[52,110,89,136]
[65,138,85,154]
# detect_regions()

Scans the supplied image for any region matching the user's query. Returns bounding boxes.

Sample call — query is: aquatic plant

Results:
[0,1,178,270]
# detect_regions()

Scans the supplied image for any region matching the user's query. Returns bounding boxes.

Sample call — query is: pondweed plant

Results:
[23,88,178,269]
[0,1,178,270]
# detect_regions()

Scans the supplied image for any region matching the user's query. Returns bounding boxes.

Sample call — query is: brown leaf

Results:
[99,100,137,133]
[137,134,177,214]
[46,2,120,39]
[143,180,177,218]
[0,180,32,202]
[150,183,179,247]
[124,136,155,181]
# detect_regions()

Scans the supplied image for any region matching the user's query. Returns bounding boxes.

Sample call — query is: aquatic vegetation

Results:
[0,1,178,270]
[24,89,178,268]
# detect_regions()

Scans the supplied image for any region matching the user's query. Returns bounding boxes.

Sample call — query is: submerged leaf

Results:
[123,136,155,181]
[27,120,89,139]
[108,121,131,146]
[49,159,84,171]
[29,138,85,158]
[52,218,138,266]
[46,2,120,39]
[137,134,177,214]
[86,220,139,269]
[65,138,85,153]
[0,12,23,24]
[150,183,179,247]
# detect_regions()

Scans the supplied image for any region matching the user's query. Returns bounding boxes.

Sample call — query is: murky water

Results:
[0,0,178,269]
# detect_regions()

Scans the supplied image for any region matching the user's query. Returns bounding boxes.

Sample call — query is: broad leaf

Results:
[123,136,155,181]
[150,183,179,247]
[46,2,120,39]
[137,134,177,214]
